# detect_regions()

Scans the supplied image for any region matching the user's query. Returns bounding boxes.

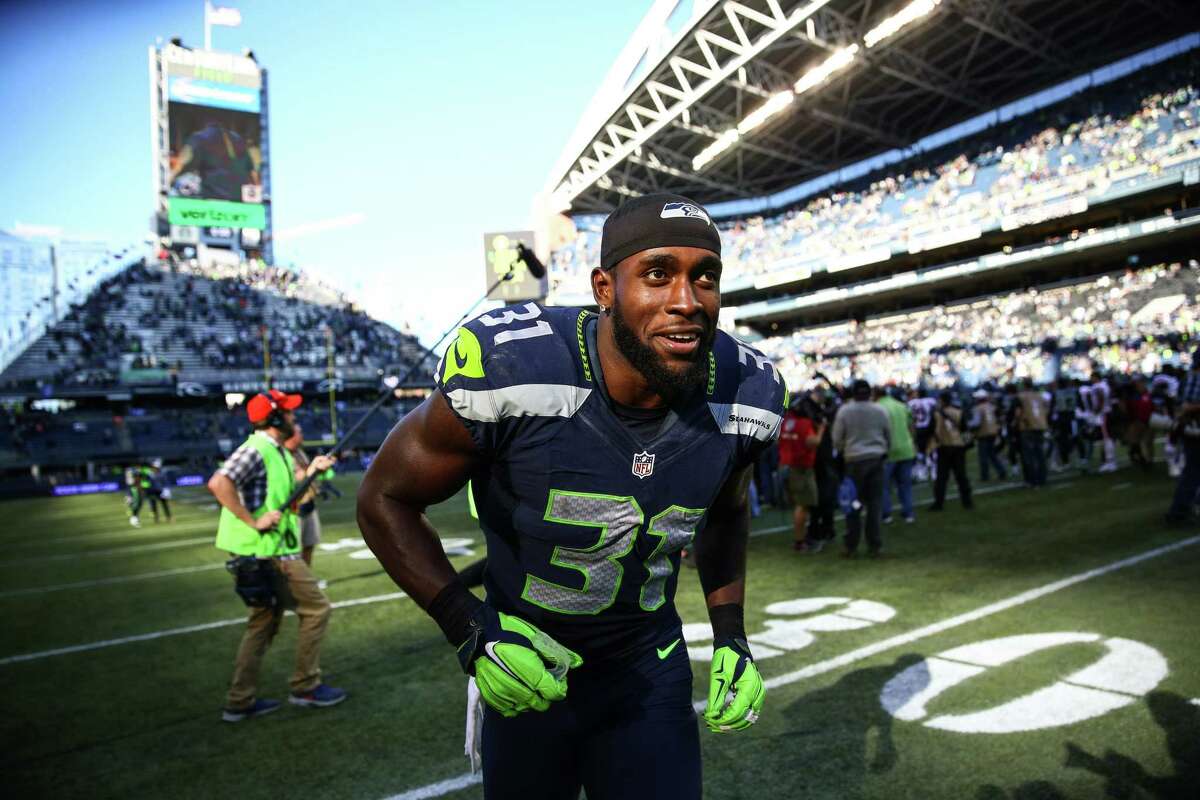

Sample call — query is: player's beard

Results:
[610,300,713,405]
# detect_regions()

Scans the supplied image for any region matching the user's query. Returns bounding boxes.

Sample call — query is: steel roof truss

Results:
[554,0,837,205]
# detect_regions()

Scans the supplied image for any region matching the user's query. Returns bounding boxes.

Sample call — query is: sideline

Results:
[381,534,1200,800]
[0,591,407,666]
[747,469,1068,539]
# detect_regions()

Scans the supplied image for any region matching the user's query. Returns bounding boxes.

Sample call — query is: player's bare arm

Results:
[694,462,752,609]
[357,389,479,608]
[358,389,581,717]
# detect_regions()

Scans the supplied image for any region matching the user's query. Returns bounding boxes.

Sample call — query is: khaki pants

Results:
[225,557,331,710]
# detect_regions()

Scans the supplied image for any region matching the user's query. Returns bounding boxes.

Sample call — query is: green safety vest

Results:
[879,396,917,462]
[215,433,300,557]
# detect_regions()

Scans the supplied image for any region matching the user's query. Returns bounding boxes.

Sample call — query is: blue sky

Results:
[0,0,649,342]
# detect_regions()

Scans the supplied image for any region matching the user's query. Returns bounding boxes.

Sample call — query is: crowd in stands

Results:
[171,258,347,308]
[758,262,1200,389]
[547,51,1200,299]
[1,257,427,388]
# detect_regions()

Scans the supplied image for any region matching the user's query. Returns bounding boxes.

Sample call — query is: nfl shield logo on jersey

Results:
[632,451,655,479]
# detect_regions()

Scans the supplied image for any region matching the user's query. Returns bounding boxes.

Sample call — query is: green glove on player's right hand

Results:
[455,605,583,717]
[704,635,765,733]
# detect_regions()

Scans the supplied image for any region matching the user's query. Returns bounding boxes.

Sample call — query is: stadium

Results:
[3,1,1200,798]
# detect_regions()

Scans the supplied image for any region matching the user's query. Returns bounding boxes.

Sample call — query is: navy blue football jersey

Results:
[437,303,786,663]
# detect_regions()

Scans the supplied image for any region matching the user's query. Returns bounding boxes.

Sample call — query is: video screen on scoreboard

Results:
[163,54,266,229]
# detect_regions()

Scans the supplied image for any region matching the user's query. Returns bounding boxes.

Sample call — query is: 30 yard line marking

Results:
[381,534,1200,800]
[733,533,1200,706]
[0,563,225,598]
[0,591,407,666]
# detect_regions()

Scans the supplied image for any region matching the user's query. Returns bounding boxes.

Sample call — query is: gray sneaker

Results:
[222,698,281,723]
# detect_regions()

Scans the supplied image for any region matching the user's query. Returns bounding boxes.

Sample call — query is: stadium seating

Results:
[547,51,1200,300]
[0,258,430,389]
[757,261,1199,389]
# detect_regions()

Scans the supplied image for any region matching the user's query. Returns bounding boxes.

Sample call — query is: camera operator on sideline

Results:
[207,389,345,722]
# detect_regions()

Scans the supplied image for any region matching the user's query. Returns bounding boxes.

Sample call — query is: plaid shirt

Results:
[217,431,287,511]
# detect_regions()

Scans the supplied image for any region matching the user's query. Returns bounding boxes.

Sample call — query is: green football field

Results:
[2,462,1198,799]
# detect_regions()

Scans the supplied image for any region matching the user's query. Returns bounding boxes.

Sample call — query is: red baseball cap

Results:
[246,389,303,423]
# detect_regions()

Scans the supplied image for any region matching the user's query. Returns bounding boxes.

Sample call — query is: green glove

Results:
[456,605,583,718]
[704,636,765,733]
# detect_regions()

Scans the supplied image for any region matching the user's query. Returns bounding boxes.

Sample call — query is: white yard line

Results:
[0,591,407,666]
[381,533,1200,800]
[0,563,226,598]
[19,524,206,548]
[0,536,212,566]
[385,773,483,800]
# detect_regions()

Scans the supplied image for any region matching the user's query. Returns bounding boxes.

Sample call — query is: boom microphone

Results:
[275,255,541,513]
[515,242,547,279]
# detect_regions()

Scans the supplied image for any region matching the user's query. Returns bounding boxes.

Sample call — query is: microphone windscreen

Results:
[516,243,547,279]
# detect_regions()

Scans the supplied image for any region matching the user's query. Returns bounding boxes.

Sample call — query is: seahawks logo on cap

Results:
[660,202,713,226]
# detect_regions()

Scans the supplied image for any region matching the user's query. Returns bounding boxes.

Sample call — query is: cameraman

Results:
[208,390,345,722]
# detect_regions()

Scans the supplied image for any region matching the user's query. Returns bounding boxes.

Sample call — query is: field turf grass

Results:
[2,461,1198,799]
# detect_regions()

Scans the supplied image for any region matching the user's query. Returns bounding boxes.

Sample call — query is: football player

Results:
[908,387,937,481]
[358,193,785,799]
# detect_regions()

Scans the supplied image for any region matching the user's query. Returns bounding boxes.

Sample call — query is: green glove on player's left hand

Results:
[456,604,583,718]
[703,635,765,732]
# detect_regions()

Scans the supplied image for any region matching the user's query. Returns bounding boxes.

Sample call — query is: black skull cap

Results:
[600,193,722,269]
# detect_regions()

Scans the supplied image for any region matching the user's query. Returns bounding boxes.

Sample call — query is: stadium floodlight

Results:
[692,128,740,171]
[864,0,941,48]
[737,91,796,135]
[793,45,860,96]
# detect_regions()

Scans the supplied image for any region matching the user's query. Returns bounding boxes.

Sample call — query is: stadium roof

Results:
[544,0,1200,214]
